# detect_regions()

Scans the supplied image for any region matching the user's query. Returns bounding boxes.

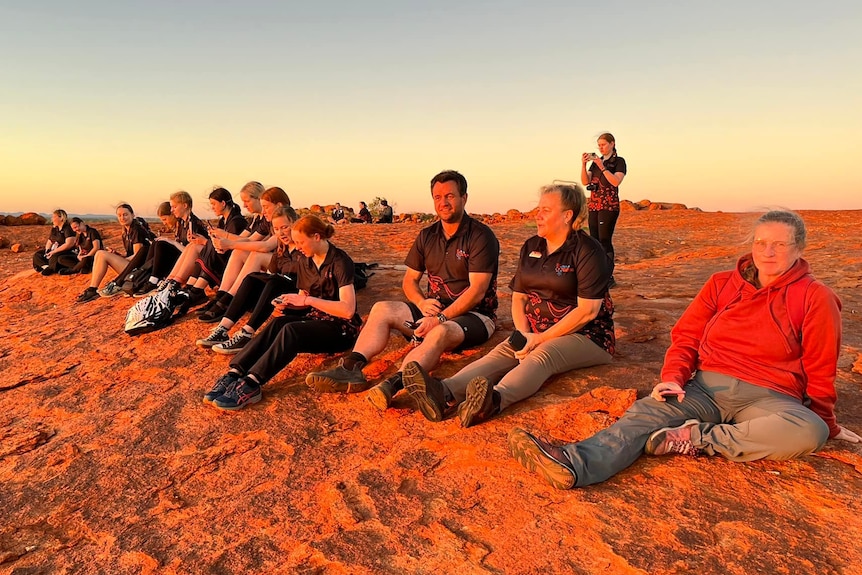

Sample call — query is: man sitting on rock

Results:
[306,170,500,414]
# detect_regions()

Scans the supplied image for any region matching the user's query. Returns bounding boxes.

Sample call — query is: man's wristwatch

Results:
[436,312,448,324]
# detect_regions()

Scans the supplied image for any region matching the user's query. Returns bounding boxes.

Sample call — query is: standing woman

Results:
[203,215,362,411]
[76,204,151,302]
[33,209,76,275]
[403,184,614,427]
[581,132,627,287]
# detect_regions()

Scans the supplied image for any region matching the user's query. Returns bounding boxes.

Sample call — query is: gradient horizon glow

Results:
[2,1,860,217]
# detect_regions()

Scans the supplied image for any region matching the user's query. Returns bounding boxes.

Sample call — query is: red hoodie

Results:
[661,256,842,437]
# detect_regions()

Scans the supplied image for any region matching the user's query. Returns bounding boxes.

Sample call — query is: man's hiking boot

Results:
[306,359,370,393]
[366,372,403,411]
[508,428,577,490]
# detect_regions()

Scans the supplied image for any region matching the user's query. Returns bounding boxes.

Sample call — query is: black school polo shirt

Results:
[176,213,210,245]
[122,221,148,256]
[511,230,615,354]
[404,214,499,319]
[76,226,103,252]
[295,242,362,328]
[49,222,75,247]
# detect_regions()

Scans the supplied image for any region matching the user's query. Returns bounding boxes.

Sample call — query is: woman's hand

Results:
[209,228,228,240]
[514,332,543,361]
[650,382,686,402]
[280,290,310,308]
[834,426,862,443]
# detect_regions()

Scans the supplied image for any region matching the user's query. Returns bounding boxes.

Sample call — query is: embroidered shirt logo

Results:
[555,263,574,276]
[455,248,468,260]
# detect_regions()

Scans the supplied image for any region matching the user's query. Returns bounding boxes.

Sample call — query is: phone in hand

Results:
[508,330,527,351]
[403,320,421,330]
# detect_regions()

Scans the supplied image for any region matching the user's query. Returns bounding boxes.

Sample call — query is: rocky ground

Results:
[1,209,860,574]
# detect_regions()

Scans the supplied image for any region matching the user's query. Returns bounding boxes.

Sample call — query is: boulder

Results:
[11,243,25,253]
[20,212,47,225]
[0,236,9,249]
[620,200,638,211]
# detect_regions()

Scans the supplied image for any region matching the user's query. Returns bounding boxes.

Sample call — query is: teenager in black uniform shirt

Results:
[33,209,76,275]
[204,215,362,411]
[133,191,209,295]
[57,217,103,275]
[196,205,301,354]
[406,183,615,427]
[77,204,152,302]
[165,187,248,306]
[307,170,500,418]
[581,132,627,287]
[148,190,212,293]
[196,185,288,322]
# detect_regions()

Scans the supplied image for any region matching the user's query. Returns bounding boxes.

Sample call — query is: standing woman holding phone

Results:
[581,132,627,288]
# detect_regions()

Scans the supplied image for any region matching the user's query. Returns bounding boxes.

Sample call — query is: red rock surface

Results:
[1,210,861,574]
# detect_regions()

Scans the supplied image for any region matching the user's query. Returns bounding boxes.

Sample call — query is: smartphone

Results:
[403,320,420,330]
[508,330,527,351]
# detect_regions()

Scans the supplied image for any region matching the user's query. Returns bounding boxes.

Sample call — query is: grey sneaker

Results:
[98,281,124,298]
[196,325,229,348]
[212,329,253,355]
[306,358,370,393]
[366,372,403,411]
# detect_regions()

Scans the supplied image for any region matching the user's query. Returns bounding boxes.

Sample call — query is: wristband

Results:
[436,312,448,324]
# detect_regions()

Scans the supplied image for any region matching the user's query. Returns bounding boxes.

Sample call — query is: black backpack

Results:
[122,260,156,296]
[354,262,376,290]
[124,284,191,336]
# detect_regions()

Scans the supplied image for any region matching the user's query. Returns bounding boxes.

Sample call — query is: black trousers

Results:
[588,209,619,274]
[56,254,94,274]
[224,272,298,331]
[150,241,182,279]
[33,249,75,272]
[230,315,358,385]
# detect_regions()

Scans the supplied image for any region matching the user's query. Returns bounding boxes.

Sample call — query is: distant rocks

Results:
[621,200,698,212]
[2,212,47,226]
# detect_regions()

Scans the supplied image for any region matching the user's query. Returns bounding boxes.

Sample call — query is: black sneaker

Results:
[457,376,500,428]
[196,326,229,348]
[76,287,99,303]
[134,281,159,297]
[186,289,209,309]
[203,371,241,404]
[306,359,370,393]
[41,268,55,276]
[195,298,218,315]
[402,361,447,422]
[508,428,577,490]
[212,330,253,355]
[366,372,403,411]
[198,303,227,323]
[213,378,262,411]
[58,268,77,276]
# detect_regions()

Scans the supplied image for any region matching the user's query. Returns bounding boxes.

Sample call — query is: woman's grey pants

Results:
[559,370,830,487]
[442,333,612,411]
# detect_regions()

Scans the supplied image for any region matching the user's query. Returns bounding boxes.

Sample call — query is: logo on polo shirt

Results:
[555,263,574,276]
[455,248,468,260]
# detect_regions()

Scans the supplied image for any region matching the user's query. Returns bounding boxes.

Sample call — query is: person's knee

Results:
[421,322,464,351]
[367,301,408,325]
[794,411,830,453]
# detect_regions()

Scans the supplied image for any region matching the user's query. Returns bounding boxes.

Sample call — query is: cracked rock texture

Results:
[1,210,860,574]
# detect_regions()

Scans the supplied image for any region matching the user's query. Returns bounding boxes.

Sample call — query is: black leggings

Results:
[150,241,182,279]
[229,315,358,385]
[588,209,619,273]
[115,247,149,285]
[225,273,298,331]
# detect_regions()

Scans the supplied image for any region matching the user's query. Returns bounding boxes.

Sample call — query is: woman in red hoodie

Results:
[509,210,861,489]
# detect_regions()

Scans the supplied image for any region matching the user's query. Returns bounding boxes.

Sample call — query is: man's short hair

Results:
[430,170,467,197]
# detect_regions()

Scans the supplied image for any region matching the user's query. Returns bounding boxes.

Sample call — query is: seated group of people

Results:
[329,200,393,225]
[32,170,860,489]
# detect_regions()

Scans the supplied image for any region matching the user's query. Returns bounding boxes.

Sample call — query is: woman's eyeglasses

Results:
[753,240,794,253]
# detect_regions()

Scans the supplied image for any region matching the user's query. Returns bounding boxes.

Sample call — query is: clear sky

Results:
[1,1,860,217]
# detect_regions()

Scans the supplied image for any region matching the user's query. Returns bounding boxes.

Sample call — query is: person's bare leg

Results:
[352,301,414,360]
[218,250,250,294]
[398,322,465,372]
[226,252,270,295]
